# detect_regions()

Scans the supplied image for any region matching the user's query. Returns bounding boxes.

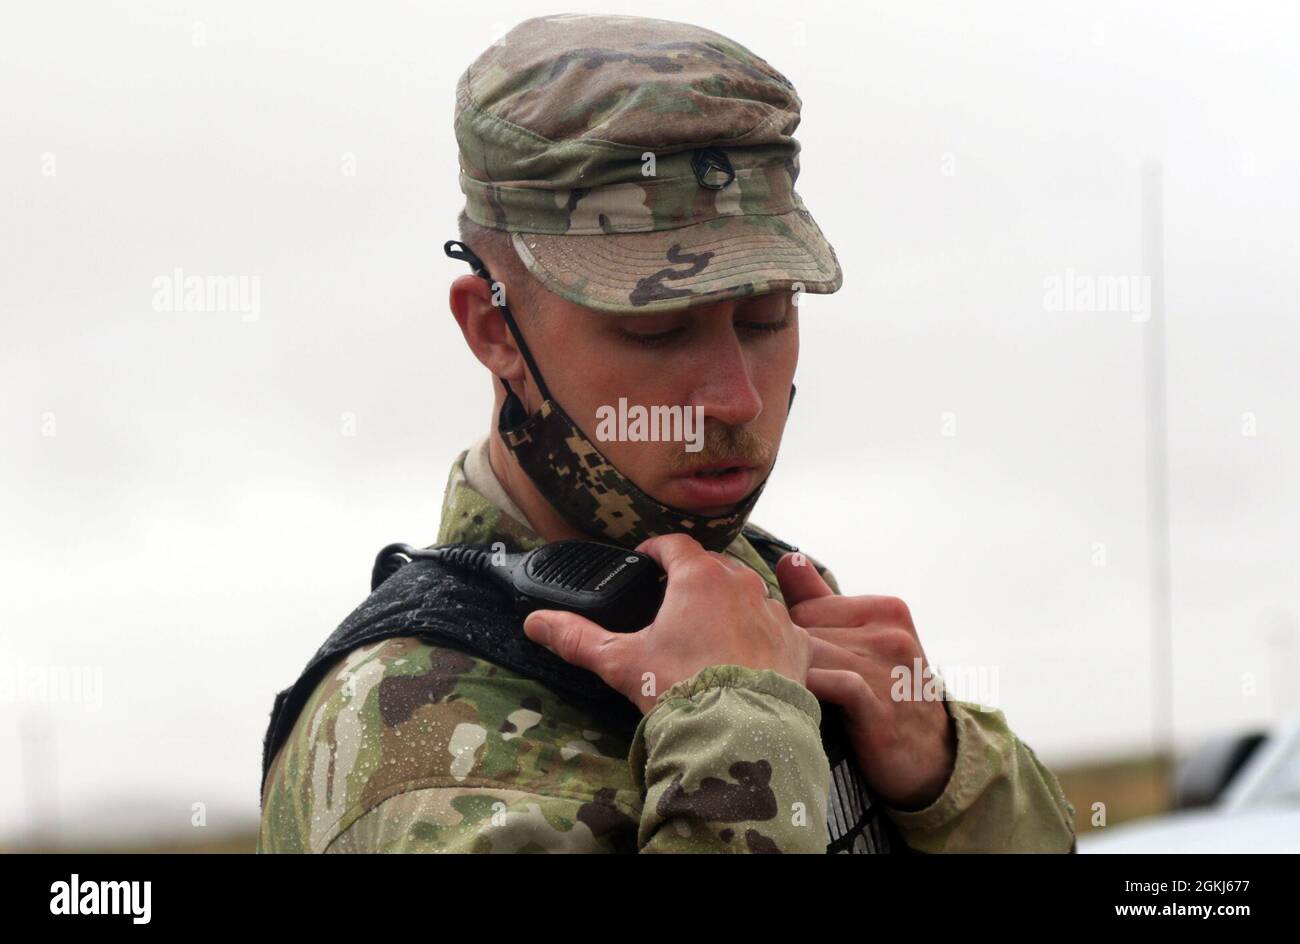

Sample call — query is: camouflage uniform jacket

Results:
[258,449,1077,853]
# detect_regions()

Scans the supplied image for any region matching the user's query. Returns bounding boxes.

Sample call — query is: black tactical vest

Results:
[261,527,909,854]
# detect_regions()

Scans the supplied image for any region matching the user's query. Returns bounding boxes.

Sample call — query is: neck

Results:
[486,429,590,543]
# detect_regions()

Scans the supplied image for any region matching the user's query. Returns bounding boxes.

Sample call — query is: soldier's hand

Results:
[775,553,957,811]
[523,533,813,715]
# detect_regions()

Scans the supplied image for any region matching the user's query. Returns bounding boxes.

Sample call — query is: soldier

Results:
[259,13,1077,853]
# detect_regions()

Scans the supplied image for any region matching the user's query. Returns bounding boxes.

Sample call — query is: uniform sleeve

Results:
[881,699,1077,853]
[259,638,832,854]
[322,785,636,853]
[626,664,832,853]
[257,638,647,855]
[316,665,832,854]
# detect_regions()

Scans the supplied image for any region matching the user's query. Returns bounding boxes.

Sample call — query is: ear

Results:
[449,273,526,384]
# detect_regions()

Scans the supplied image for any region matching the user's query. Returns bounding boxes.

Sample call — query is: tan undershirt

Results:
[462,434,533,532]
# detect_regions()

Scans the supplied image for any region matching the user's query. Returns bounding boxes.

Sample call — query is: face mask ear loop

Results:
[444,240,555,414]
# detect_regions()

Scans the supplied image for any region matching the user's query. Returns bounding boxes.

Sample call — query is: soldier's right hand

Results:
[522,533,813,715]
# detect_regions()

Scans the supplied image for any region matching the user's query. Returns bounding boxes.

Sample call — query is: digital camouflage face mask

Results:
[446,240,791,553]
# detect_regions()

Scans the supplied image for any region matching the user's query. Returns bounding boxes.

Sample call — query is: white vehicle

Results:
[1079,716,1300,853]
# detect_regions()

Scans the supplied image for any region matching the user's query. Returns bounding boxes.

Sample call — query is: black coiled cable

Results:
[370,542,496,591]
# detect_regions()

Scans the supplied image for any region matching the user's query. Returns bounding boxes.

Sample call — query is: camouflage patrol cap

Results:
[454,13,843,314]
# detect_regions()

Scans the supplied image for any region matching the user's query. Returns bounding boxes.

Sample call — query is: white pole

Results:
[19,711,60,849]
[1141,161,1174,763]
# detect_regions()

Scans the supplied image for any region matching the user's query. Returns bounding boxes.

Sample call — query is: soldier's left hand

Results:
[775,553,957,811]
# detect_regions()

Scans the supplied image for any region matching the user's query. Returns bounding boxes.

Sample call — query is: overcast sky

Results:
[2,0,1298,843]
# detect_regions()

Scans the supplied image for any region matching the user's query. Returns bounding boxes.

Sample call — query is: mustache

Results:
[666,423,774,474]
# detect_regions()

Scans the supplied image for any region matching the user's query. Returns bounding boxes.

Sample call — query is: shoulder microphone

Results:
[372,540,667,634]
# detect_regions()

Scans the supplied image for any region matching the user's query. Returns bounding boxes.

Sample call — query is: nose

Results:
[691,328,763,427]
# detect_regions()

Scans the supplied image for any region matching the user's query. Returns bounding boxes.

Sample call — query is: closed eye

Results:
[617,326,687,348]
[616,313,791,347]
[737,315,792,336]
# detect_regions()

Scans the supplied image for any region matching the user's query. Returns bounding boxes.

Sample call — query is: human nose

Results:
[690,332,762,427]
